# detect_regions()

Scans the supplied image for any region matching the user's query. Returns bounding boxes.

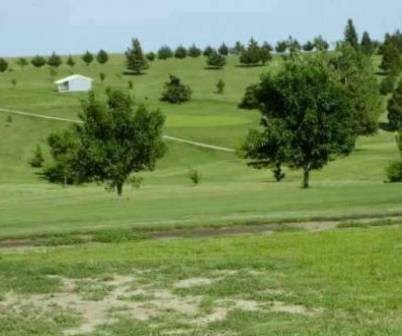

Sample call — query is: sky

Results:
[1,0,402,56]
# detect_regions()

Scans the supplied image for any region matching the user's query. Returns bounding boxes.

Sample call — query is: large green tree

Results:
[242,54,357,188]
[125,38,148,74]
[331,43,382,135]
[387,79,402,131]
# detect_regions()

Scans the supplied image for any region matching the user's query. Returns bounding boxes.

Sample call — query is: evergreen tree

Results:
[344,18,359,50]
[174,46,187,59]
[275,41,288,53]
[16,58,28,70]
[287,36,301,53]
[203,46,214,57]
[188,44,202,57]
[160,75,192,103]
[361,31,375,55]
[387,79,402,131]
[0,58,8,72]
[260,42,273,65]
[218,43,229,56]
[125,38,148,74]
[31,55,46,68]
[66,56,75,68]
[216,79,225,94]
[29,145,45,168]
[47,52,62,67]
[380,42,402,74]
[99,72,106,83]
[96,49,109,64]
[158,46,173,60]
[232,41,245,55]
[146,52,156,61]
[240,38,261,66]
[380,75,397,96]
[82,51,94,66]
[314,35,330,51]
[206,50,226,69]
[303,41,315,52]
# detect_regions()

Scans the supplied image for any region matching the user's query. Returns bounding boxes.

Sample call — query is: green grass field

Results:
[1,53,402,335]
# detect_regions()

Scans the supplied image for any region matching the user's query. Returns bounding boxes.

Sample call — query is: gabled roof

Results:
[54,74,93,84]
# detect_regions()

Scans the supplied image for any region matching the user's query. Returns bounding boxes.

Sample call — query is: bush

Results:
[386,160,402,182]
[380,75,396,95]
[29,145,45,168]
[188,169,201,185]
[0,58,8,72]
[160,75,192,103]
[216,80,225,94]
[146,52,156,62]
[206,51,226,69]
[174,46,187,59]
[238,84,259,109]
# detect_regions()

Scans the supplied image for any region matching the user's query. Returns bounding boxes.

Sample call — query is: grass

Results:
[0,225,401,335]
[0,54,401,239]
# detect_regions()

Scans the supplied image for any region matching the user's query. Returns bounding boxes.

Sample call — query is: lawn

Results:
[0,54,401,239]
[0,225,401,335]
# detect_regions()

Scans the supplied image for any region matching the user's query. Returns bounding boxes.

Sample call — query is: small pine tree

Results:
[240,38,261,66]
[125,38,148,74]
[16,58,28,70]
[66,56,75,68]
[82,51,94,66]
[146,52,156,62]
[29,145,45,168]
[206,50,226,69]
[158,46,173,60]
[0,58,8,72]
[188,44,202,57]
[387,79,402,131]
[232,41,245,55]
[31,55,46,68]
[203,46,214,57]
[275,40,288,53]
[344,18,359,50]
[96,49,109,64]
[260,42,273,65]
[160,75,192,103]
[303,41,315,52]
[380,75,396,96]
[218,43,229,56]
[380,42,402,74]
[313,35,329,51]
[188,169,201,185]
[11,79,17,88]
[128,80,134,90]
[174,46,187,59]
[47,52,62,67]
[99,72,106,84]
[361,31,375,55]
[216,80,225,94]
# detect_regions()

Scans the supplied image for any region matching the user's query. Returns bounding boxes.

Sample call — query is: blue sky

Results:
[1,0,401,56]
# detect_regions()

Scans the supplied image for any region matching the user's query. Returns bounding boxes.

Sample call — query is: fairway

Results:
[0,55,401,238]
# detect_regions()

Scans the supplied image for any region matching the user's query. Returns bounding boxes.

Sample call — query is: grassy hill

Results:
[0,54,401,238]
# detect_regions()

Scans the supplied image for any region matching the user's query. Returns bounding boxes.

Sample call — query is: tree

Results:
[206,50,226,69]
[31,55,46,68]
[72,90,165,196]
[287,36,301,53]
[344,19,359,50]
[203,46,214,57]
[260,42,273,65]
[188,44,202,58]
[387,79,402,131]
[0,58,8,72]
[332,43,382,135]
[125,38,148,74]
[160,75,192,103]
[158,46,173,60]
[314,35,329,51]
[361,31,375,55]
[380,42,402,74]
[242,54,358,188]
[11,79,17,88]
[232,41,245,55]
[174,46,187,59]
[240,38,261,66]
[146,52,156,62]
[218,43,229,56]
[82,51,94,66]
[29,145,44,168]
[99,72,106,84]
[16,58,28,70]
[216,80,225,94]
[238,84,260,109]
[47,52,62,67]
[303,41,315,52]
[66,56,75,68]
[96,49,109,64]
[386,133,402,182]
[380,75,396,96]
[275,41,288,53]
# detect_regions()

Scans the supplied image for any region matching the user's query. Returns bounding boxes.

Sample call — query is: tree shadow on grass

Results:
[379,121,393,132]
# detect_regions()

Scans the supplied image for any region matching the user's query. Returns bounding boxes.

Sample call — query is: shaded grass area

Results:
[0,226,401,335]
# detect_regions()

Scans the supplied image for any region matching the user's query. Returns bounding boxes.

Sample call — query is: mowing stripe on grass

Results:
[0,107,235,153]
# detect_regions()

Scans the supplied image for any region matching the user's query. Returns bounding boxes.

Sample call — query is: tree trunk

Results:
[116,183,123,197]
[302,167,310,189]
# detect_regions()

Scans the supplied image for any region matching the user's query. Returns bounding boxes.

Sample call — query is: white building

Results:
[54,74,93,93]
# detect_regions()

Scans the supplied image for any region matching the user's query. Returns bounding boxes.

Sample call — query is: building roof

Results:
[54,74,93,85]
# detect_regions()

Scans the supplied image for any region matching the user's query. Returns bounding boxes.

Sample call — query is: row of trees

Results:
[0,50,110,72]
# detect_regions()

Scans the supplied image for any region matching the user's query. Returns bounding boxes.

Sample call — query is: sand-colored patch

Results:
[174,277,214,288]
[270,301,318,316]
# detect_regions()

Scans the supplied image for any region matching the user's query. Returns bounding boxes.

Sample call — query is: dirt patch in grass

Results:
[174,277,215,289]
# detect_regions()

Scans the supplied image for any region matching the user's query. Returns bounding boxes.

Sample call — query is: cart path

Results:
[0,107,235,153]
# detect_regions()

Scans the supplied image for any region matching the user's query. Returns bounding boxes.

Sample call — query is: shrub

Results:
[216,80,225,94]
[0,58,8,72]
[99,72,106,83]
[380,75,396,95]
[188,44,201,57]
[188,169,201,185]
[160,75,192,103]
[11,79,17,88]
[127,80,134,90]
[31,55,46,68]
[158,46,173,60]
[238,84,259,109]
[29,145,45,168]
[47,52,62,67]
[146,52,156,62]
[206,50,226,69]
[386,160,402,182]
[174,46,187,59]
[129,176,144,189]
